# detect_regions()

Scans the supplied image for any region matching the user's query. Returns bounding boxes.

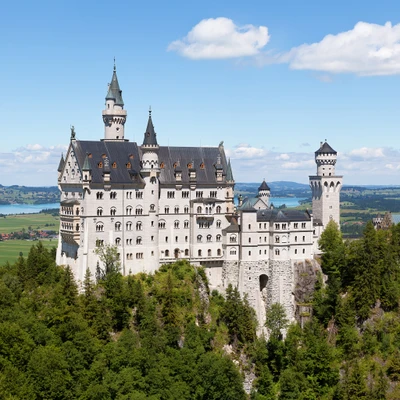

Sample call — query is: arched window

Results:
[76,223,79,232]
[110,207,116,216]
[174,220,180,229]
[185,249,189,256]
[165,249,169,257]
[197,235,202,242]
[150,204,155,212]
[208,249,212,257]
[136,221,142,230]
[97,207,103,216]
[230,235,236,243]
[275,249,280,256]
[126,221,132,231]
[197,206,202,214]
[174,206,179,213]
[198,249,202,257]
[184,220,189,228]
[136,237,142,245]
[216,234,221,242]
[275,236,280,243]
[216,206,221,214]
[207,234,212,242]
[230,249,236,255]
[159,220,166,229]
[216,220,221,228]
[115,222,121,231]
[136,206,143,215]
[126,206,132,215]
[217,249,221,256]
[96,222,104,232]
[115,237,121,246]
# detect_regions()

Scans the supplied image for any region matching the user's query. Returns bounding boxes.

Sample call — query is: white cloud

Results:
[168,17,270,59]
[284,21,400,76]
[281,160,314,170]
[0,144,67,186]
[276,153,290,160]
[348,147,385,159]
[227,143,267,159]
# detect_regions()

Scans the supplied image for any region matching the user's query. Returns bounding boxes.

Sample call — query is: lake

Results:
[0,203,59,215]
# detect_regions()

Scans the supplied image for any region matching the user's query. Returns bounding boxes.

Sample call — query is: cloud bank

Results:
[168,17,270,59]
[169,19,400,76]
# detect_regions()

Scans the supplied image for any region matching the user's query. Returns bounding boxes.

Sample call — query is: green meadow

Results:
[0,239,56,266]
[0,213,59,234]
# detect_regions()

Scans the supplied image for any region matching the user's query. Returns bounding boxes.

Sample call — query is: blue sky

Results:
[2,0,400,186]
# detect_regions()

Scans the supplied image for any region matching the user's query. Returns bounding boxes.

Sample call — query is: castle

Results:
[56,65,342,327]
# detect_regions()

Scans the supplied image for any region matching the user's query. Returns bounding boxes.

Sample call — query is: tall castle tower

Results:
[309,141,342,229]
[140,109,161,271]
[102,63,127,140]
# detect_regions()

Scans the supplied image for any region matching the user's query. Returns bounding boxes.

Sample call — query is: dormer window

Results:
[187,163,193,169]
[112,162,117,169]
[98,162,103,168]
[126,162,131,169]
[160,162,165,169]
[102,154,107,159]
[200,162,205,169]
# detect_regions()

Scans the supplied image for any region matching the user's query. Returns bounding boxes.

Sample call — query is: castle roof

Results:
[258,179,270,191]
[82,154,91,171]
[226,159,234,182]
[315,141,337,155]
[57,154,65,172]
[70,140,231,186]
[105,65,124,106]
[256,209,311,222]
[142,110,158,147]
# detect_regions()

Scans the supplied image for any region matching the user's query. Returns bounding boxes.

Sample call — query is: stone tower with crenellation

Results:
[309,141,342,236]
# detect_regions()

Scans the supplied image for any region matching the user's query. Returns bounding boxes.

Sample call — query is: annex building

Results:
[56,65,342,327]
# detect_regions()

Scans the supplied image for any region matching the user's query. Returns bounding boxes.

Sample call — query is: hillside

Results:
[2,224,400,398]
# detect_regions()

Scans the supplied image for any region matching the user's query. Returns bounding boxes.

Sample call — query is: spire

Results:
[315,140,337,155]
[226,158,234,182]
[258,179,270,191]
[57,154,65,172]
[142,108,158,147]
[82,153,91,171]
[105,62,124,106]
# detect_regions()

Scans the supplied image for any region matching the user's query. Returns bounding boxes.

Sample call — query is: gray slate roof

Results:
[69,141,230,186]
[58,154,65,172]
[105,66,124,106]
[258,180,270,191]
[257,209,311,222]
[158,146,229,185]
[142,113,158,146]
[315,141,337,155]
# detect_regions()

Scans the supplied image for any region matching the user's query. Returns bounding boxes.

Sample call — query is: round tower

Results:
[140,109,160,271]
[309,141,342,230]
[102,63,127,140]
[258,179,270,206]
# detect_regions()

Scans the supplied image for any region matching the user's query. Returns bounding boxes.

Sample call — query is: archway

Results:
[174,248,180,259]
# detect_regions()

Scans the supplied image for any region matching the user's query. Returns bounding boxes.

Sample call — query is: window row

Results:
[196,234,222,242]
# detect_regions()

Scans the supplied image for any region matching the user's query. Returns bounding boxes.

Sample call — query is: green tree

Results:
[265,303,289,340]
[94,244,121,281]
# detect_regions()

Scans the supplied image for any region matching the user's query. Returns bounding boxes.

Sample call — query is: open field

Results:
[0,239,57,266]
[0,213,59,234]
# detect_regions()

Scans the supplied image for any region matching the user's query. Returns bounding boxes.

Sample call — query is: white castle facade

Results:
[56,66,342,327]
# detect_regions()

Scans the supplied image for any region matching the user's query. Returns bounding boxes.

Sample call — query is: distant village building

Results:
[373,212,400,230]
[56,65,342,329]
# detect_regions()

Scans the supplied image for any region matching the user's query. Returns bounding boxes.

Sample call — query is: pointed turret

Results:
[258,179,270,202]
[57,154,65,172]
[105,64,124,106]
[82,153,92,183]
[226,158,234,182]
[142,108,158,147]
[102,62,127,141]
[82,154,91,171]
[140,109,160,173]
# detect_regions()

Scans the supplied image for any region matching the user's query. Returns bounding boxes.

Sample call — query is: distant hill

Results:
[236,181,311,198]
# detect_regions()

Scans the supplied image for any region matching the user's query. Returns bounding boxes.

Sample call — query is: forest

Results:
[1,221,400,399]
